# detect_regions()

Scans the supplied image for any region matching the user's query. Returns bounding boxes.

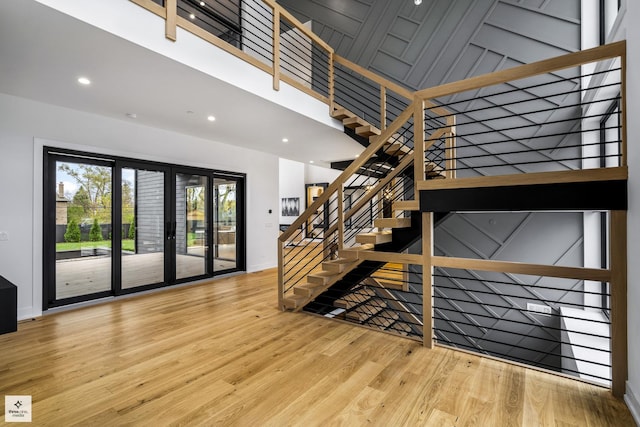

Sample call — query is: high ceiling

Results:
[0,0,582,168]
[0,0,363,166]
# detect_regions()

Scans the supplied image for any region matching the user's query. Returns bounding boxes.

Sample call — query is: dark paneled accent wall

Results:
[278,0,580,91]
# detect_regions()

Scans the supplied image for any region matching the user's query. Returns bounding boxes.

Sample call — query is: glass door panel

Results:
[214,177,238,271]
[176,173,209,280]
[121,168,166,289]
[54,160,112,300]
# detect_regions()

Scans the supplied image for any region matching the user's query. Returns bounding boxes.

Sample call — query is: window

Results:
[599,0,621,44]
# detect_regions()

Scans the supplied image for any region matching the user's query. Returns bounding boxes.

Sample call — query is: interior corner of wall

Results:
[625,381,640,426]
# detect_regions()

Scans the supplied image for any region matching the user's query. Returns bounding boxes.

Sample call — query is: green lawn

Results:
[56,239,135,252]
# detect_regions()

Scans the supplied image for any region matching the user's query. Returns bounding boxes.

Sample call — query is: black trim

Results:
[419,180,627,212]
[43,147,247,310]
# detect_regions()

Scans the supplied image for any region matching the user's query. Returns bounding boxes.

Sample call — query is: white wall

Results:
[0,93,279,321]
[34,0,339,131]
[279,158,305,224]
[305,163,341,184]
[623,0,640,421]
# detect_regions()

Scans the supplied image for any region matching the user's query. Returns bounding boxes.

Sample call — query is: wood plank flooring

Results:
[0,269,634,426]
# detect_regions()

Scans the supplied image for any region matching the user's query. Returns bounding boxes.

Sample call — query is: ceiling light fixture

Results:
[200,1,205,5]
[282,138,289,143]
[77,77,91,85]
[207,115,216,121]
[189,13,196,19]
[414,0,422,4]
[309,160,314,164]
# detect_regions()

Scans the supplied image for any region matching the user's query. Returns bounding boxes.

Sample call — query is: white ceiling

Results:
[0,0,363,166]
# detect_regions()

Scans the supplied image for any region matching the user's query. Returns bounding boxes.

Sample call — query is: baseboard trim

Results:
[625,381,640,426]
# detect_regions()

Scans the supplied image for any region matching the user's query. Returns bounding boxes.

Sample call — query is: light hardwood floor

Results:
[0,269,634,426]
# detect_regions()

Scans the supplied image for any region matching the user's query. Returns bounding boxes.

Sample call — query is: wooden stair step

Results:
[374,217,412,229]
[376,279,407,291]
[307,270,340,286]
[293,282,325,297]
[383,142,411,156]
[425,162,445,179]
[426,173,446,180]
[356,125,381,137]
[355,231,393,245]
[334,290,375,309]
[368,309,399,329]
[283,294,307,310]
[393,200,419,212]
[345,300,385,321]
[331,108,355,121]
[343,116,368,129]
[322,258,357,274]
[338,244,374,260]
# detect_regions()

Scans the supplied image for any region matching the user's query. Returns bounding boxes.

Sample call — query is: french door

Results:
[43,148,245,309]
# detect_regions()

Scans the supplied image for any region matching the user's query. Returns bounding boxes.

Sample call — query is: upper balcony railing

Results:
[130,0,416,124]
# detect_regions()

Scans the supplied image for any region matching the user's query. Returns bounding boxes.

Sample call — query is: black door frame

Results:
[43,147,247,310]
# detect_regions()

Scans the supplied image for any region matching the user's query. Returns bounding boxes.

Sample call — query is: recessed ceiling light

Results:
[207,115,216,122]
[189,13,195,19]
[200,1,205,5]
[77,77,91,85]
[309,160,315,164]
[282,138,289,143]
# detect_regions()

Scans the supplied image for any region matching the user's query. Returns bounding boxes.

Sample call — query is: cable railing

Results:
[128,0,627,396]
[433,268,612,386]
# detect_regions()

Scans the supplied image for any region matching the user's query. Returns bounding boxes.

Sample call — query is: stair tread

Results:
[393,200,419,211]
[331,108,355,120]
[322,258,357,273]
[339,244,375,259]
[308,270,339,278]
[374,217,412,229]
[343,116,368,129]
[293,282,324,297]
[368,309,399,328]
[383,142,411,156]
[356,125,381,137]
[283,294,307,310]
[345,300,385,321]
[355,231,393,245]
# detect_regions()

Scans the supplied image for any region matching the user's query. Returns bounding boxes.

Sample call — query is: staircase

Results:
[281,106,447,340]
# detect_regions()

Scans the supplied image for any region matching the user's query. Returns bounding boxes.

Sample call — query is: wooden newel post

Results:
[610,210,627,398]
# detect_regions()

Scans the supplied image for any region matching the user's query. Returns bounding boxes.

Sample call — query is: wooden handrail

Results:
[416,167,628,191]
[334,55,413,101]
[279,104,416,242]
[416,41,626,101]
[432,256,611,282]
[263,0,334,53]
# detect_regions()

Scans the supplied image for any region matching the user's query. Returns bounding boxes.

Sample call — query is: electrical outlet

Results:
[0,231,8,241]
[527,302,552,315]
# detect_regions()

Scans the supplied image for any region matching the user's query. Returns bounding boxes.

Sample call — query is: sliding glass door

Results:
[120,164,169,290]
[44,148,245,310]
[51,156,113,302]
[214,175,242,272]
[175,172,210,281]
